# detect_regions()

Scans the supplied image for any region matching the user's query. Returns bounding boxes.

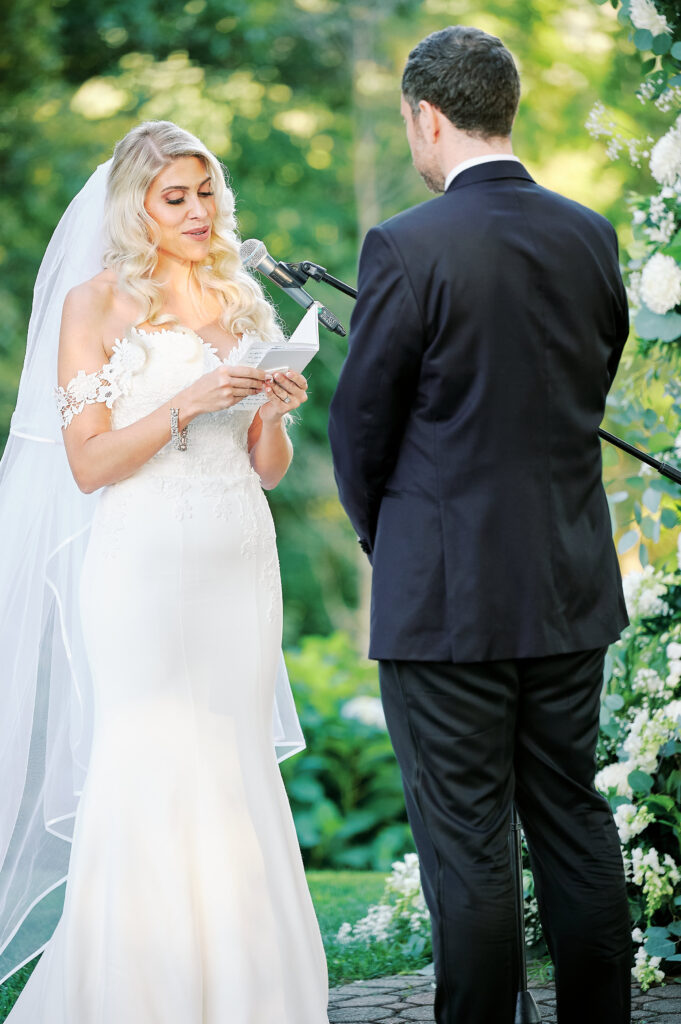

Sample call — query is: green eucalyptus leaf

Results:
[672,42,681,59]
[628,769,654,794]
[643,487,661,513]
[617,530,639,554]
[661,508,679,528]
[641,515,660,542]
[647,432,675,453]
[653,34,672,55]
[635,306,681,343]
[633,29,654,51]
[645,936,677,958]
[604,693,625,710]
[639,542,649,566]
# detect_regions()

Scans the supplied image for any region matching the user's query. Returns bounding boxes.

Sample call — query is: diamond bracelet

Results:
[169,407,188,451]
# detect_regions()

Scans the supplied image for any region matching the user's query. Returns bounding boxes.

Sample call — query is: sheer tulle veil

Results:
[0,156,305,985]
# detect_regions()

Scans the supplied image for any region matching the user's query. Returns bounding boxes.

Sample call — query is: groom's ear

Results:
[416,100,441,144]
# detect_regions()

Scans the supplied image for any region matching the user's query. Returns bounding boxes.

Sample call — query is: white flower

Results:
[632,667,665,697]
[622,704,681,773]
[613,802,655,843]
[630,0,670,36]
[632,945,665,987]
[341,696,387,730]
[650,120,681,187]
[632,927,645,943]
[640,252,681,315]
[595,761,633,798]
[627,271,642,309]
[622,566,670,619]
[631,846,681,916]
[667,641,681,660]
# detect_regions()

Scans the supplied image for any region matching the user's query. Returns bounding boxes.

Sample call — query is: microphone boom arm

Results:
[283,261,358,300]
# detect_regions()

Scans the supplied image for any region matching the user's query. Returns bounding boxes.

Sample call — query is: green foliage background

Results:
[0,0,669,647]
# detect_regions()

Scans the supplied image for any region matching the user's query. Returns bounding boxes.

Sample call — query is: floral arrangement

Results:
[588,1,681,350]
[596,559,681,989]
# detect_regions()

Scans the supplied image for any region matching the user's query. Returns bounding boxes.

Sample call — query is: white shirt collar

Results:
[444,154,522,192]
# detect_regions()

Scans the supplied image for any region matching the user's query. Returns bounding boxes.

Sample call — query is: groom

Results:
[328,25,632,1024]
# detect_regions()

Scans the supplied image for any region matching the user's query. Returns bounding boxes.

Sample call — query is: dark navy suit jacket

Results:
[327,160,630,662]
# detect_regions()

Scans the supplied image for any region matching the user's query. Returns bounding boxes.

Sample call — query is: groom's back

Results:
[367,161,629,662]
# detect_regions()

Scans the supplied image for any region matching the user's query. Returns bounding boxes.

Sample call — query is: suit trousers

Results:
[378,649,632,1024]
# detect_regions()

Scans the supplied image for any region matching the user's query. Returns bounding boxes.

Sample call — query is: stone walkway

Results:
[327,965,681,1022]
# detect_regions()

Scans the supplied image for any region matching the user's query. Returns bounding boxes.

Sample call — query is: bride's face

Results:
[144,155,217,262]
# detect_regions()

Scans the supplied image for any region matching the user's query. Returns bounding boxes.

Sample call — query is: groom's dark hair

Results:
[402,26,520,139]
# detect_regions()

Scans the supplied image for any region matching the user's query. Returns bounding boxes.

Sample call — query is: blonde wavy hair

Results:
[102,120,284,343]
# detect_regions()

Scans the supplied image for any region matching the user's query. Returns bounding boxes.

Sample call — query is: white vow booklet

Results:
[234,303,320,409]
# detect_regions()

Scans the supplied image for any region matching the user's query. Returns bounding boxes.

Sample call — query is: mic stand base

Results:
[516,990,542,1023]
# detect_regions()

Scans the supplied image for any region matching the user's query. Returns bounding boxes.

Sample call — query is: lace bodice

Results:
[55,325,261,474]
[53,325,269,523]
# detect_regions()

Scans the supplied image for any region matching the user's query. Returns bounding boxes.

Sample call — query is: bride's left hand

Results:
[259,370,308,422]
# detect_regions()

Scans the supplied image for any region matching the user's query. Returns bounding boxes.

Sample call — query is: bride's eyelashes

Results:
[166,191,214,206]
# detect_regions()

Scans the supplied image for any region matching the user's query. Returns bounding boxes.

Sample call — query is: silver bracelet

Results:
[169,407,188,451]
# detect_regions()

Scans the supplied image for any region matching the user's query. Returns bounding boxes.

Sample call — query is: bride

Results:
[0,120,329,1022]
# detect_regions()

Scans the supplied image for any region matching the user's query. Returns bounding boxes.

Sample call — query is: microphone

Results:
[240,239,346,337]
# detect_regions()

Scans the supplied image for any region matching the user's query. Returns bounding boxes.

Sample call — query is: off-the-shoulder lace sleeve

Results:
[53,367,123,428]
[53,336,146,429]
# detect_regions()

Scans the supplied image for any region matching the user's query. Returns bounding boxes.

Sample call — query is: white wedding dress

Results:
[4,325,329,1023]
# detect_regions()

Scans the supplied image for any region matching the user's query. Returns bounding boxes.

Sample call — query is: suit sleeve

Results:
[607,223,629,387]
[328,224,424,561]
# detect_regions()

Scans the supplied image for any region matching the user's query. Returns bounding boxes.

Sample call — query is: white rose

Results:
[630,0,670,35]
[640,252,681,314]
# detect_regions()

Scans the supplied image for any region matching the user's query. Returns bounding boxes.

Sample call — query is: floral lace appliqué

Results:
[53,336,146,428]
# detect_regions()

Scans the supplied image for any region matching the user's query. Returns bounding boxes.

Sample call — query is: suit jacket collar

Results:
[445,160,534,193]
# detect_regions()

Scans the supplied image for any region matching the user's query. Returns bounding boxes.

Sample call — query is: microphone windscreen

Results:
[240,238,266,269]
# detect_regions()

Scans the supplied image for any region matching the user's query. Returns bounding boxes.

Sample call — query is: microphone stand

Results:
[282,261,358,300]
[291,253,681,1022]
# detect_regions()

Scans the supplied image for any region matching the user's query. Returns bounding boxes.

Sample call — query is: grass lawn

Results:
[308,868,433,988]
[0,868,553,1018]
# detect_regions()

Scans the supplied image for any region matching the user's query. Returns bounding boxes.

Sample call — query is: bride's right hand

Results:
[182,364,268,418]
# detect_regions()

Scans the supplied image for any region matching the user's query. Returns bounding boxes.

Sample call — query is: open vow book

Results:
[236,303,320,409]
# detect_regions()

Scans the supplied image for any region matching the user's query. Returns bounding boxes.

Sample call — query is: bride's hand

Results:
[183,364,267,417]
[259,370,309,422]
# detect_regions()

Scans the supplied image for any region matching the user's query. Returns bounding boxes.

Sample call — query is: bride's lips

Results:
[184,225,210,240]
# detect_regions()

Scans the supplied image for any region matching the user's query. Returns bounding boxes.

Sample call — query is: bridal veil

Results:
[0,157,305,985]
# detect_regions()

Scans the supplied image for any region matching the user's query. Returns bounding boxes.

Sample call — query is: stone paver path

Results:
[327,966,681,1023]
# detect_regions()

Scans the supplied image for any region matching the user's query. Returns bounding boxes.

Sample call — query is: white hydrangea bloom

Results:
[650,118,681,187]
[595,761,634,798]
[623,703,681,774]
[631,847,681,916]
[622,566,670,619]
[630,0,670,35]
[340,696,387,730]
[335,852,431,946]
[613,802,655,843]
[632,945,665,987]
[632,667,665,697]
[640,252,681,314]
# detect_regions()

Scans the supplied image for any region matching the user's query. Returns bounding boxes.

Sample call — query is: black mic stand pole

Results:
[289,253,681,1021]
